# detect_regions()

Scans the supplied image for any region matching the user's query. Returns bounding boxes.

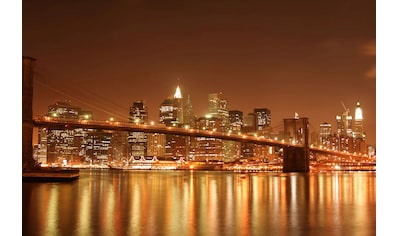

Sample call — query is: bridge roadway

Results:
[32,117,371,160]
[33,116,294,147]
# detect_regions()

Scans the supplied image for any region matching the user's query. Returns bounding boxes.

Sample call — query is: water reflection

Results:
[23,170,376,236]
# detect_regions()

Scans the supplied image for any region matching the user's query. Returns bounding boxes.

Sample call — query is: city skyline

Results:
[22,0,376,145]
[35,86,373,146]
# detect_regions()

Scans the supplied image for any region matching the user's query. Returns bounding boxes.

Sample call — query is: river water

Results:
[22,170,375,236]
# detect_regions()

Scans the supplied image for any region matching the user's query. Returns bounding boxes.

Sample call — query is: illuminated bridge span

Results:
[32,116,374,171]
[33,116,293,147]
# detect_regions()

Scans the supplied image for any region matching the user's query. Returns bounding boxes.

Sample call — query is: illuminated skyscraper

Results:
[183,94,195,127]
[336,106,353,137]
[254,108,271,131]
[129,100,148,124]
[319,122,332,147]
[159,85,184,126]
[158,85,187,159]
[159,98,176,126]
[174,85,184,125]
[354,102,365,140]
[128,100,148,157]
[194,116,223,162]
[228,110,243,133]
[208,92,229,132]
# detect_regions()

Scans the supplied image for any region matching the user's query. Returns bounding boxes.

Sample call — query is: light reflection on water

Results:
[23,170,376,236]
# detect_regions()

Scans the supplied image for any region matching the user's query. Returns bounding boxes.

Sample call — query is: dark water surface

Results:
[23,170,376,236]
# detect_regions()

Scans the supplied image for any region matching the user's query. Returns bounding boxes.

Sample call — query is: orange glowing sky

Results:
[22,0,376,145]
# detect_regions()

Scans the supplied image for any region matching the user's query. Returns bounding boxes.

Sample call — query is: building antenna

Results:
[341,101,348,112]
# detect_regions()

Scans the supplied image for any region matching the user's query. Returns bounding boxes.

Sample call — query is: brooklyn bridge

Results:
[23,56,376,175]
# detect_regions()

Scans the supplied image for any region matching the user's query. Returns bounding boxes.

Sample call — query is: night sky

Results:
[22,0,376,145]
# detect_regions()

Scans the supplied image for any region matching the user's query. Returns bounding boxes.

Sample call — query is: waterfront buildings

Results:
[38,101,117,165]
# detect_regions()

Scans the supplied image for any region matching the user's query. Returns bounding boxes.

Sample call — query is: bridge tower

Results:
[22,56,37,170]
[283,117,310,172]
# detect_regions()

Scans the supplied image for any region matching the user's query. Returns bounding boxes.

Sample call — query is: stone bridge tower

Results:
[283,117,310,172]
[22,56,36,170]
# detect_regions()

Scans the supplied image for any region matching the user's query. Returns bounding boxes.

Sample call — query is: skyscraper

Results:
[159,85,184,127]
[208,92,229,132]
[228,110,243,133]
[128,100,148,157]
[159,98,176,126]
[159,85,187,159]
[129,100,148,124]
[174,85,184,125]
[194,116,224,162]
[183,94,195,127]
[319,122,332,147]
[336,106,353,138]
[254,108,271,131]
[354,102,365,140]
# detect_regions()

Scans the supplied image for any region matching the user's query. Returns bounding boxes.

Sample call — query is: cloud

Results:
[362,40,376,80]
[362,40,376,56]
[365,65,376,79]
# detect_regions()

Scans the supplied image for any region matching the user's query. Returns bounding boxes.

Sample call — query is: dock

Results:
[22,168,80,182]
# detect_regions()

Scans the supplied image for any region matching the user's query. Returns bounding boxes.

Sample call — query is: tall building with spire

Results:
[158,84,188,160]
[159,85,185,127]
[174,85,184,126]
[354,101,365,140]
